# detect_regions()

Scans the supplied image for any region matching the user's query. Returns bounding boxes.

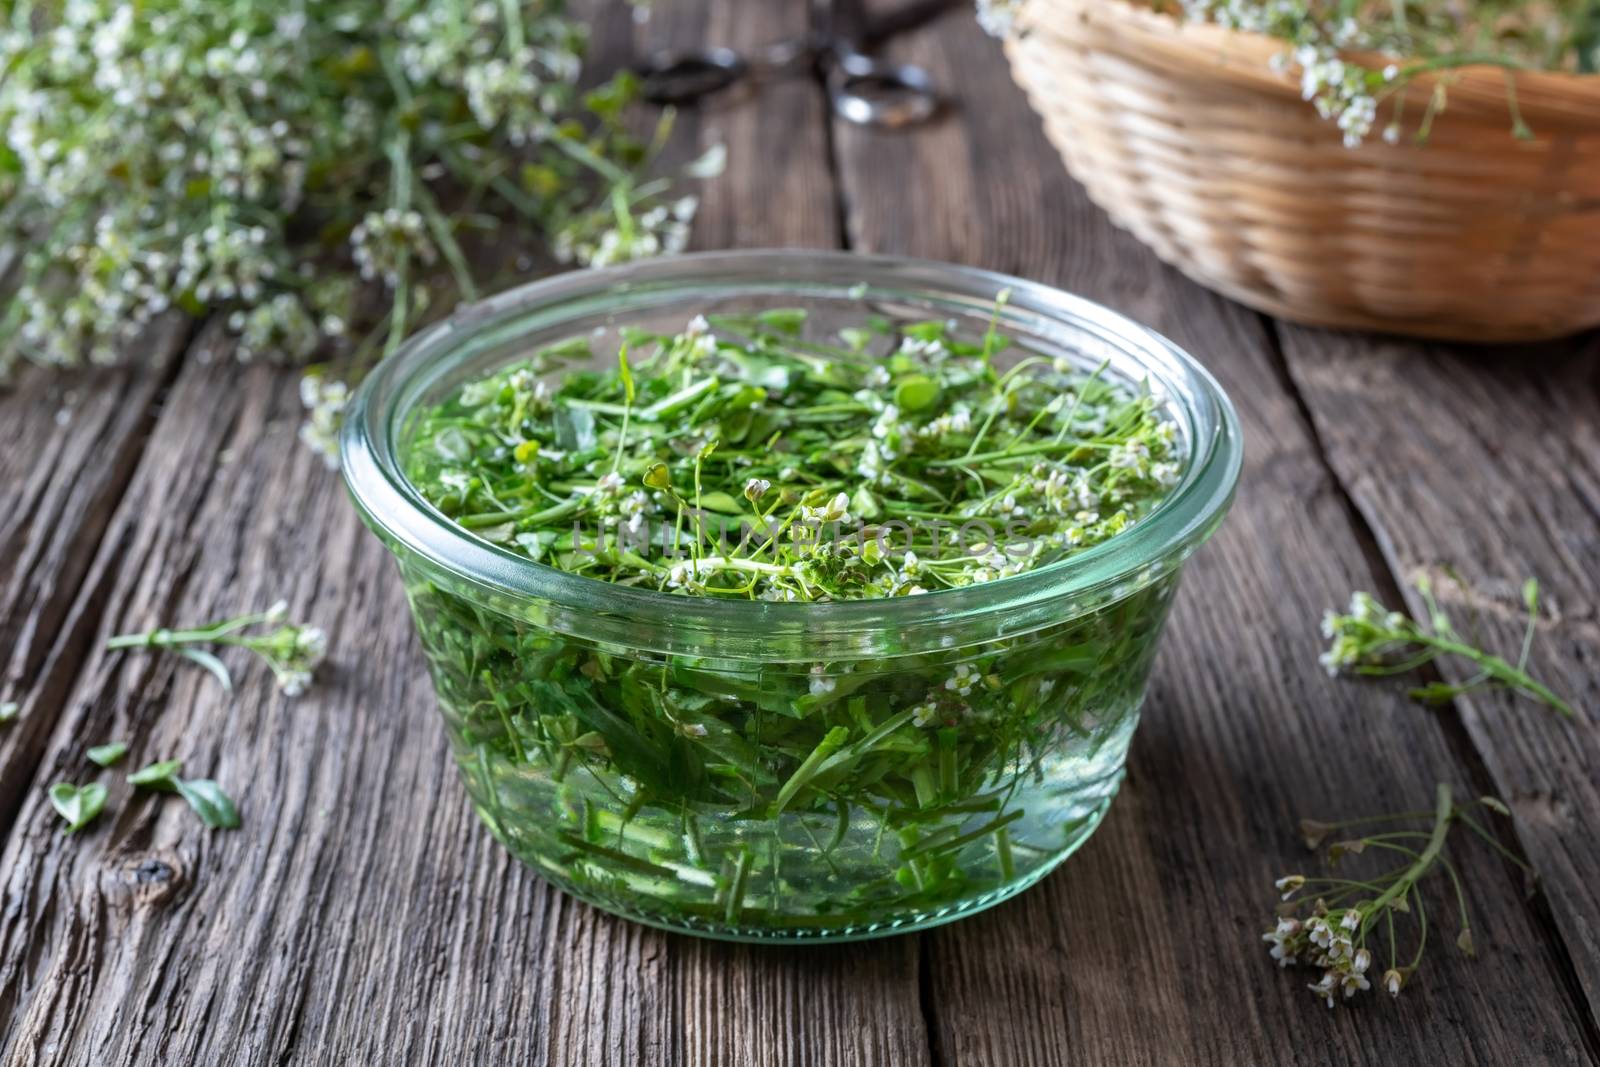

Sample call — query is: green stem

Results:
[1413,635,1573,716]
[1368,782,1453,917]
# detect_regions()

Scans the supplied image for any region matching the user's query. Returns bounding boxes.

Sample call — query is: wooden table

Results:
[3,3,1597,1064]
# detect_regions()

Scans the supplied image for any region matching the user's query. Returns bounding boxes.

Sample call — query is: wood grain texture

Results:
[1278,327,1600,1028]
[0,316,189,833]
[834,7,1597,1064]
[0,4,927,1067]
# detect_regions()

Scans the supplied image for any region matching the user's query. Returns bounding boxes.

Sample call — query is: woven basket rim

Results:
[1019,0,1600,129]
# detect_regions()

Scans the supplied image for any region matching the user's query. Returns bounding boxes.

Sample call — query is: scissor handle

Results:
[829,54,941,128]
[636,47,749,106]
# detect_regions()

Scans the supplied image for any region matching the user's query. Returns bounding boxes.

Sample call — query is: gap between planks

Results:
[1255,313,1600,1064]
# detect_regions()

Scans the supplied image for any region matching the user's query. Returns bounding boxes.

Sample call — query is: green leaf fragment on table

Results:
[0,701,18,724]
[49,782,108,833]
[87,741,128,767]
[177,647,235,693]
[128,759,183,791]
[174,778,242,830]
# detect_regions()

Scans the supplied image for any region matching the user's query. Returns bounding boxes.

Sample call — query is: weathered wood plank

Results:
[0,4,928,1066]
[0,317,189,830]
[832,8,1595,1064]
[1278,326,1600,1028]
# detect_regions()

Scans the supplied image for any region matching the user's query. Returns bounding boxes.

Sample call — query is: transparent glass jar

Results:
[341,251,1241,942]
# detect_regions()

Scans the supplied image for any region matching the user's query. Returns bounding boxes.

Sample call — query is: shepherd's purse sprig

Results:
[1266,782,1527,1007]
[1320,573,1573,716]
[107,600,327,697]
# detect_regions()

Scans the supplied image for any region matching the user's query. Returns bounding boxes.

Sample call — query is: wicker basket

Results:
[1002,0,1600,341]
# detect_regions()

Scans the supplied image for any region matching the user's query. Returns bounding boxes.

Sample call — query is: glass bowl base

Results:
[475,784,1119,944]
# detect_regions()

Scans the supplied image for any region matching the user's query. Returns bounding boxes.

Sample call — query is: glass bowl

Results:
[341,250,1242,942]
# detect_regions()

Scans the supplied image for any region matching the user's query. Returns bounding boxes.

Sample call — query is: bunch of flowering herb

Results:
[403,305,1183,600]
[1320,573,1573,716]
[0,0,716,462]
[389,303,1190,931]
[1266,782,1527,1007]
[981,1,1600,144]
[107,600,328,697]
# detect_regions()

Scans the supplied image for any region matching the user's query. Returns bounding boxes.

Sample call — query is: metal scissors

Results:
[635,0,964,129]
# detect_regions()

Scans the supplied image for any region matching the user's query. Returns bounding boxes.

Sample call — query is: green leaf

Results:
[87,742,129,768]
[643,462,673,491]
[695,491,742,516]
[128,759,183,792]
[851,485,882,521]
[554,403,596,451]
[894,375,941,412]
[177,647,234,693]
[756,308,807,334]
[49,782,108,834]
[0,701,18,724]
[174,778,241,830]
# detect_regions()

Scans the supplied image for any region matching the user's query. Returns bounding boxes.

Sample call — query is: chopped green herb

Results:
[48,782,107,834]
[173,779,242,830]
[406,308,1180,599]
[128,759,241,829]
[87,742,129,768]
[128,759,183,791]
[394,305,1188,934]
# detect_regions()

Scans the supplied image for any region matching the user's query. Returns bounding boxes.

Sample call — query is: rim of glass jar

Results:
[341,250,1242,658]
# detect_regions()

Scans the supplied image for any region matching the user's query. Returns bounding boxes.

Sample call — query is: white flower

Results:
[1341,950,1373,998]
[743,477,771,502]
[942,663,977,696]
[1262,918,1301,967]
[1308,971,1339,1009]
[295,626,329,665]
[801,492,852,526]
[808,665,837,697]
[277,669,313,697]
[1108,440,1150,473]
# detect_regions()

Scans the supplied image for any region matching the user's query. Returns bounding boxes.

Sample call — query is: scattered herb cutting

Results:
[1321,573,1573,716]
[1265,782,1528,1007]
[107,600,328,697]
[397,304,1189,932]
[48,782,108,834]
[129,759,243,830]
[980,1,1600,144]
[87,741,129,768]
